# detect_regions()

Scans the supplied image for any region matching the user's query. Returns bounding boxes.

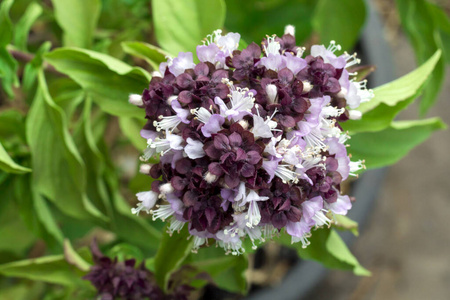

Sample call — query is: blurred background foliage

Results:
[0,0,448,298]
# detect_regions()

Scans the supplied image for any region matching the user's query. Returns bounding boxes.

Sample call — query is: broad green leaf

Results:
[0,48,19,98]
[426,3,450,63]
[44,48,150,117]
[51,0,101,48]
[278,227,369,276]
[26,71,107,221]
[13,2,43,51]
[325,230,369,276]
[395,0,446,115]
[333,215,359,237]
[63,239,91,272]
[355,50,441,114]
[22,41,52,92]
[226,0,317,46]
[0,249,93,289]
[0,109,25,140]
[48,77,84,119]
[343,50,442,133]
[119,116,147,150]
[0,0,13,47]
[73,98,114,218]
[122,41,170,71]
[312,0,366,50]
[189,246,248,293]
[14,174,65,250]
[348,117,446,169]
[103,170,162,250]
[107,243,144,263]
[0,199,36,256]
[154,226,194,290]
[152,0,226,54]
[0,141,31,174]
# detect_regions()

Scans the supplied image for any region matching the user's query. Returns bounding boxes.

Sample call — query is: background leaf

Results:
[26,71,106,221]
[0,141,31,174]
[122,41,170,71]
[44,48,150,117]
[226,0,317,45]
[154,226,193,290]
[343,50,441,133]
[277,228,370,276]
[348,117,447,169]
[395,0,447,115]
[51,0,101,48]
[13,2,43,51]
[152,0,226,54]
[312,0,366,50]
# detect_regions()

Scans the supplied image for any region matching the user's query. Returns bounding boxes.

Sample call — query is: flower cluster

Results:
[84,240,193,300]
[131,26,372,255]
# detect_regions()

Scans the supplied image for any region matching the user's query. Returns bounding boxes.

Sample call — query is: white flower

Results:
[131,191,158,215]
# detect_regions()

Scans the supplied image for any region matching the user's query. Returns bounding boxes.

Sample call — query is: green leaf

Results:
[278,228,369,276]
[22,41,52,92]
[225,0,317,46]
[0,141,31,174]
[0,198,36,256]
[63,239,91,272]
[343,50,442,133]
[73,98,113,218]
[154,226,194,291]
[0,0,13,47]
[118,116,147,150]
[26,71,107,221]
[14,175,65,250]
[395,0,446,115]
[333,215,359,236]
[426,3,450,63]
[348,117,447,169]
[0,249,93,288]
[44,48,150,117]
[312,0,366,50]
[0,109,25,141]
[103,169,162,250]
[13,2,43,51]
[122,41,170,71]
[325,230,369,276]
[0,47,19,98]
[107,243,144,263]
[189,246,248,293]
[354,50,441,114]
[152,0,226,54]
[51,0,101,48]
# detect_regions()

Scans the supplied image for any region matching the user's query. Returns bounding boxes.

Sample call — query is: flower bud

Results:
[284,25,295,36]
[349,110,362,120]
[139,164,152,174]
[128,94,143,106]
[266,84,278,104]
[302,81,312,93]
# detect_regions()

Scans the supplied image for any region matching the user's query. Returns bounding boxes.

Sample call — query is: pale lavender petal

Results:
[185,138,205,159]
[171,99,190,123]
[159,62,168,76]
[260,53,285,71]
[169,52,196,76]
[286,218,313,238]
[328,194,352,215]
[140,129,159,140]
[197,44,220,63]
[286,131,307,149]
[284,52,307,75]
[166,193,185,216]
[201,114,225,137]
[160,149,184,169]
[252,115,273,138]
[301,196,323,223]
[262,159,279,182]
[217,32,240,55]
